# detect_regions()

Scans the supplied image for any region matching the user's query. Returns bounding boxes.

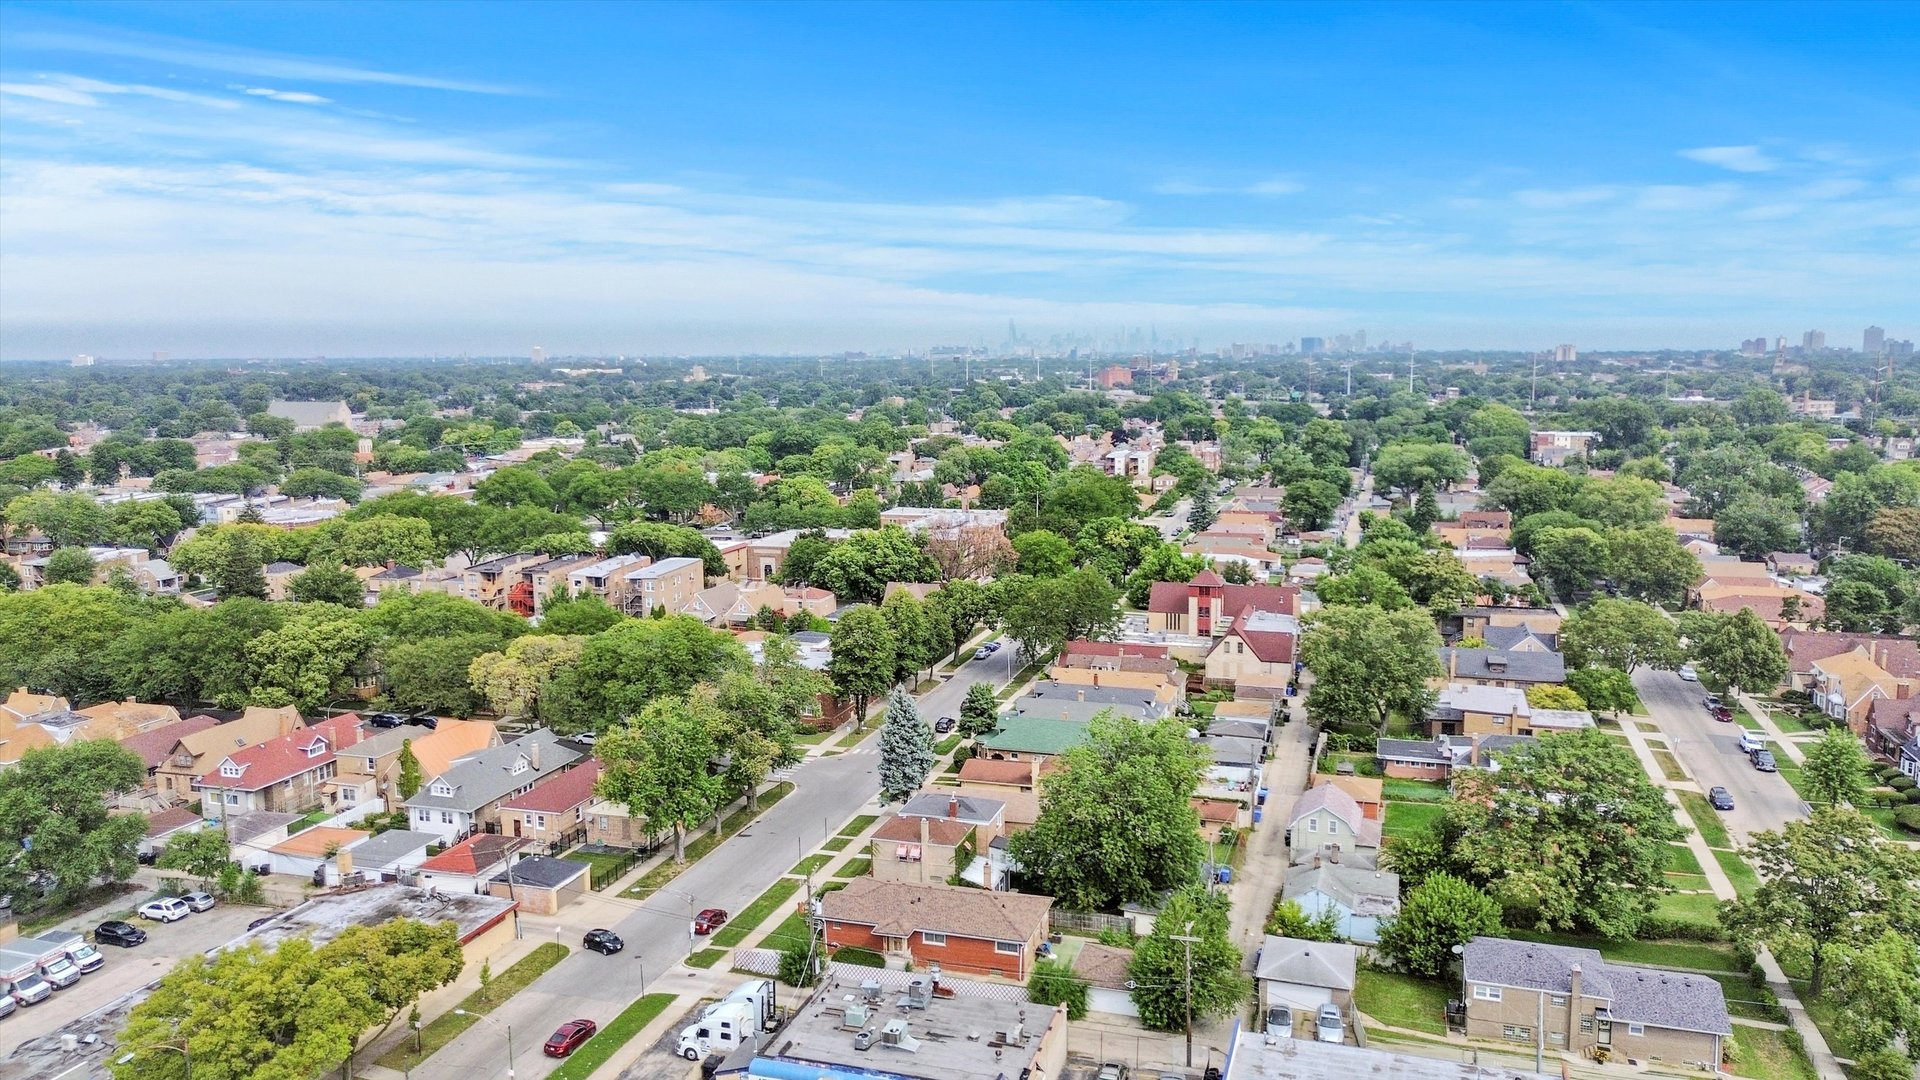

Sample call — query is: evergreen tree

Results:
[396,739,424,800]
[1410,483,1439,533]
[877,689,936,802]
[212,531,269,600]
[1186,485,1217,533]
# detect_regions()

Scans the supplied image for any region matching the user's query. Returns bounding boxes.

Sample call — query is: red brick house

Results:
[819,878,1053,980]
[1145,572,1300,638]
[499,759,602,853]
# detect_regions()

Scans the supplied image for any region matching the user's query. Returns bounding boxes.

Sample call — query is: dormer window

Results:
[305,739,328,758]
[220,761,243,778]
[509,758,528,775]
[431,780,453,797]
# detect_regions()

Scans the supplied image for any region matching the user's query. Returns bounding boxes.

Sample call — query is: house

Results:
[1183,534,1282,575]
[870,813,998,889]
[1285,783,1380,864]
[1866,698,1920,778]
[754,977,1070,1080]
[1454,605,1562,640]
[818,878,1053,979]
[1809,646,1914,731]
[1202,611,1300,698]
[1042,665,1186,707]
[1281,861,1400,944]
[1425,683,1533,738]
[1014,679,1170,720]
[1145,572,1300,638]
[1377,733,1536,780]
[1071,941,1140,1017]
[153,706,305,803]
[617,556,705,617]
[226,810,302,867]
[405,730,583,842]
[1767,551,1819,577]
[346,829,439,881]
[681,579,788,626]
[196,713,370,821]
[975,716,1090,764]
[1529,430,1597,465]
[1311,774,1383,820]
[508,553,602,615]
[330,719,499,809]
[954,757,1051,831]
[416,833,532,895]
[1481,625,1558,653]
[139,806,206,859]
[266,399,354,431]
[1462,936,1732,1067]
[564,553,651,604]
[117,714,220,788]
[463,553,550,611]
[74,699,181,736]
[498,760,602,852]
[1780,630,1920,694]
[1254,935,1357,1020]
[1192,797,1244,841]
[1437,647,1567,689]
[487,855,591,915]
[263,561,306,600]
[267,825,371,885]
[1195,733,1266,796]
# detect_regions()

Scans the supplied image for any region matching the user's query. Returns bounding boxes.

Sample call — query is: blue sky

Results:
[2,1,1916,358]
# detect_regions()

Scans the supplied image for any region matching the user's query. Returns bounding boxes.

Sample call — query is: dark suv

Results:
[1751,750,1778,772]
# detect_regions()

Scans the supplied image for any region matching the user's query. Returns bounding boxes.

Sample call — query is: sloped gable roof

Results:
[198,713,366,792]
[1255,936,1357,991]
[500,759,603,814]
[821,878,1052,943]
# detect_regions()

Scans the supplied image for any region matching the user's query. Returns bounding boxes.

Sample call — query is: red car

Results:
[544,1019,597,1057]
[693,907,730,935]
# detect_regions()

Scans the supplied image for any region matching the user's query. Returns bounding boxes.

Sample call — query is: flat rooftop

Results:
[761,980,1055,1080]
[243,883,517,949]
[1226,1030,1548,1080]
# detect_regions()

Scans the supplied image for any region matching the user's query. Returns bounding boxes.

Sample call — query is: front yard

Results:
[1353,968,1449,1035]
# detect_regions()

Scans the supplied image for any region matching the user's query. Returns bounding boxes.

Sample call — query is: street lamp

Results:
[453,1009,515,1078]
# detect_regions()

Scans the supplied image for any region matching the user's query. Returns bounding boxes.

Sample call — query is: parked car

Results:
[1264,1003,1294,1037]
[544,1019,598,1057]
[4,972,51,1006]
[1709,786,1736,810]
[1751,750,1778,772]
[1096,1065,1129,1080]
[181,891,217,913]
[1315,1002,1344,1043]
[94,921,147,948]
[367,712,407,729]
[973,643,999,661]
[693,908,729,935]
[410,715,439,730]
[583,928,624,955]
[1678,664,1699,682]
[934,716,957,733]
[1712,706,1734,722]
[1701,694,1722,709]
[0,991,15,1018]
[1737,730,1769,754]
[247,916,277,931]
[137,898,191,923]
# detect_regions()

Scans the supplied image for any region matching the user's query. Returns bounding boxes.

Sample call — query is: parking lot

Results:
[1,900,269,1053]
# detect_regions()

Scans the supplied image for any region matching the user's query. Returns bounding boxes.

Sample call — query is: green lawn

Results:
[626,783,794,898]
[547,994,676,1080]
[1713,849,1760,897]
[1792,982,1862,1059]
[1677,791,1734,849]
[837,814,879,838]
[833,857,872,879]
[710,877,802,947]
[1665,842,1706,876]
[374,943,569,1072]
[1379,778,1450,803]
[1353,969,1449,1035]
[1505,930,1742,973]
[1652,748,1689,783]
[934,734,963,756]
[686,948,729,968]
[834,724,875,749]
[756,909,816,953]
[1652,890,1726,932]
[1729,1024,1818,1080]
[565,847,641,892]
[1383,801,1444,838]
[795,727,836,745]
[1702,974,1785,1023]
[790,854,833,878]
[1768,709,1813,734]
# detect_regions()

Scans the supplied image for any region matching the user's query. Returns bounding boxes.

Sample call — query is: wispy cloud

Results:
[12,29,518,95]
[1679,145,1780,173]
[1151,177,1303,197]
[233,85,332,105]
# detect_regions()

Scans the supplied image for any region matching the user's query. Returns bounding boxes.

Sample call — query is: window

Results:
[1580,1016,1594,1034]
[220,761,243,778]
[1627,1023,1645,1037]
[441,811,454,824]
[1473,985,1502,1002]
[341,788,357,804]
[536,815,547,830]
[365,757,377,771]
[1501,1025,1531,1041]
[224,792,241,805]
[596,816,609,830]
[1549,1032,1566,1045]
[1326,819,1340,835]
[1492,714,1506,726]
[994,941,1021,955]
[575,805,583,821]
[921,932,947,947]
[1306,817,1319,833]
[1550,996,1568,1007]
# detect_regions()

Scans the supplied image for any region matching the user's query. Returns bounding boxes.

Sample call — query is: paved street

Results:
[402,645,1023,1080]
[1633,667,1807,844]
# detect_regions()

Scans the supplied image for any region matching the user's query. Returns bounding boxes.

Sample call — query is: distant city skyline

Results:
[2,2,1916,358]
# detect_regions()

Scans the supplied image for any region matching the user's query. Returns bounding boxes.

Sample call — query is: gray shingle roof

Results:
[405,730,581,814]
[1282,863,1401,918]
[1463,937,1731,1036]
[1439,647,1567,684]
[491,855,591,890]
[1255,936,1357,991]
[347,829,438,869]
[1483,625,1559,652]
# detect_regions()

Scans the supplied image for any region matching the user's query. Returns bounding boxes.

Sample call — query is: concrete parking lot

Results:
[0,901,268,1056]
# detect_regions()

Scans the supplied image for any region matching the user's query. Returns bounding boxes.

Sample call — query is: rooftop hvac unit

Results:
[880,1019,921,1053]
[904,978,932,1009]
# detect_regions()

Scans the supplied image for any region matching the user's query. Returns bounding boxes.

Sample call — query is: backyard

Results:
[1353,969,1449,1035]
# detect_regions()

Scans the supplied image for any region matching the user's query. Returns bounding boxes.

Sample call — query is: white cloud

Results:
[1151,176,1302,197]
[0,83,97,106]
[1679,145,1780,173]
[234,85,333,105]
[13,29,517,95]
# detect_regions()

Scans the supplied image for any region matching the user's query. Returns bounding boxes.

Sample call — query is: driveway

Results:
[1634,668,1807,843]
[0,902,266,1053]
[407,648,1023,1080]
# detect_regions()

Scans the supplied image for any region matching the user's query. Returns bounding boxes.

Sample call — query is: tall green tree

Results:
[1822,930,1920,1059]
[212,529,269,600]
[1605,525,1702,605]
[287,562,365,607]
[828,604,897,728]
[0,740,148,908]
[594,693,725,861]
[1128,887,1247,1033]
[156,828,234,885]
[808,526,938,605]
[1564,665,1640,715]
[1529,526,1611,596]
[43,546,97,585]
[244,607,373,712]
[1376,873,1504,979]
[1560,598,1683,673]
[1724,808,1920,995]
[881,590,946,684]
[1011,529,1076,578]
[1691,608,1788,692]
[1009,716,1207,910]
[1445,729,1685,937]
[1300,605,1442,735]
[959,681,1000,738]
[1801,728,1871,808]
[381,632,503,717]
[998,568,1122,661]
[396,740,424,800]
[877,689,937,802]
[546,615,747,731]
[923,580,990,663]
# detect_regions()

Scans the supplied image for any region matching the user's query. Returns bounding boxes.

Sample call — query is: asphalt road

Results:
[1634,667,1808,844]
[408,643,1023,1080]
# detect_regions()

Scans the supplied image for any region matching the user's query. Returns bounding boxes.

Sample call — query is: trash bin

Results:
[1252,808,1263,825]
[1217,867,1232,884]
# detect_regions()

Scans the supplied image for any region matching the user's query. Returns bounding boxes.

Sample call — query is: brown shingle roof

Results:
[500,760,602,813]
[1071,941,1136,990]
[871,814,974,845]
[957,758,1044,787]
[119,715,221,769]
[820,878,1052,943]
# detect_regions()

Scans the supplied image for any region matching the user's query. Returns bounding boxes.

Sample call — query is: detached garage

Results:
[487,855,591,916]
[1071,942,1140,1018]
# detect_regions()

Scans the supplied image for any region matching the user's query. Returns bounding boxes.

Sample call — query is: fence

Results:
[1047,908,1134,938]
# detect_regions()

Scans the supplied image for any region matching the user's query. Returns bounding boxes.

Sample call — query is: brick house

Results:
[196,713,369,821]
[616,556,705,617]
[818,878,1053,980]
[1145,572,1300,638]
[117,715,220,791]
[405,730,582,843]
[153,706,305,804]
[954,757,1053,831]
[499,760,602,852]
[1375,733,1536,781]
[1201,611,1300,698]
[1435,647,1567,690]
[1463,936,1731,1067]
[584,797,648,850]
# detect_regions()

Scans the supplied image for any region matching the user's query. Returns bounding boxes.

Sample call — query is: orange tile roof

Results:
[270,826,370,858]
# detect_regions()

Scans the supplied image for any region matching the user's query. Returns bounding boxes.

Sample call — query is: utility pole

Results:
[1173,923,1201,1068]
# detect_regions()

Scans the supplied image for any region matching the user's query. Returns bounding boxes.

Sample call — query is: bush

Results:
[832,946,885,968]
[779,945,820,987]
[951,744,973,766]
[1904,787,1920,804]
[1096,927,1137,948]
[1889,775,1917,792]
[1027,958,1090,1020]
[1893,805,1920,834]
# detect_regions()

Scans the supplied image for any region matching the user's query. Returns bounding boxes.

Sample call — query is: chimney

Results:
[1569,963,1582,1005]
[1312,853,1321,869]
[947,795,959,819]
[1449,650,1458,678]
[529,739,542,770]
[1076,689,1085,702]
